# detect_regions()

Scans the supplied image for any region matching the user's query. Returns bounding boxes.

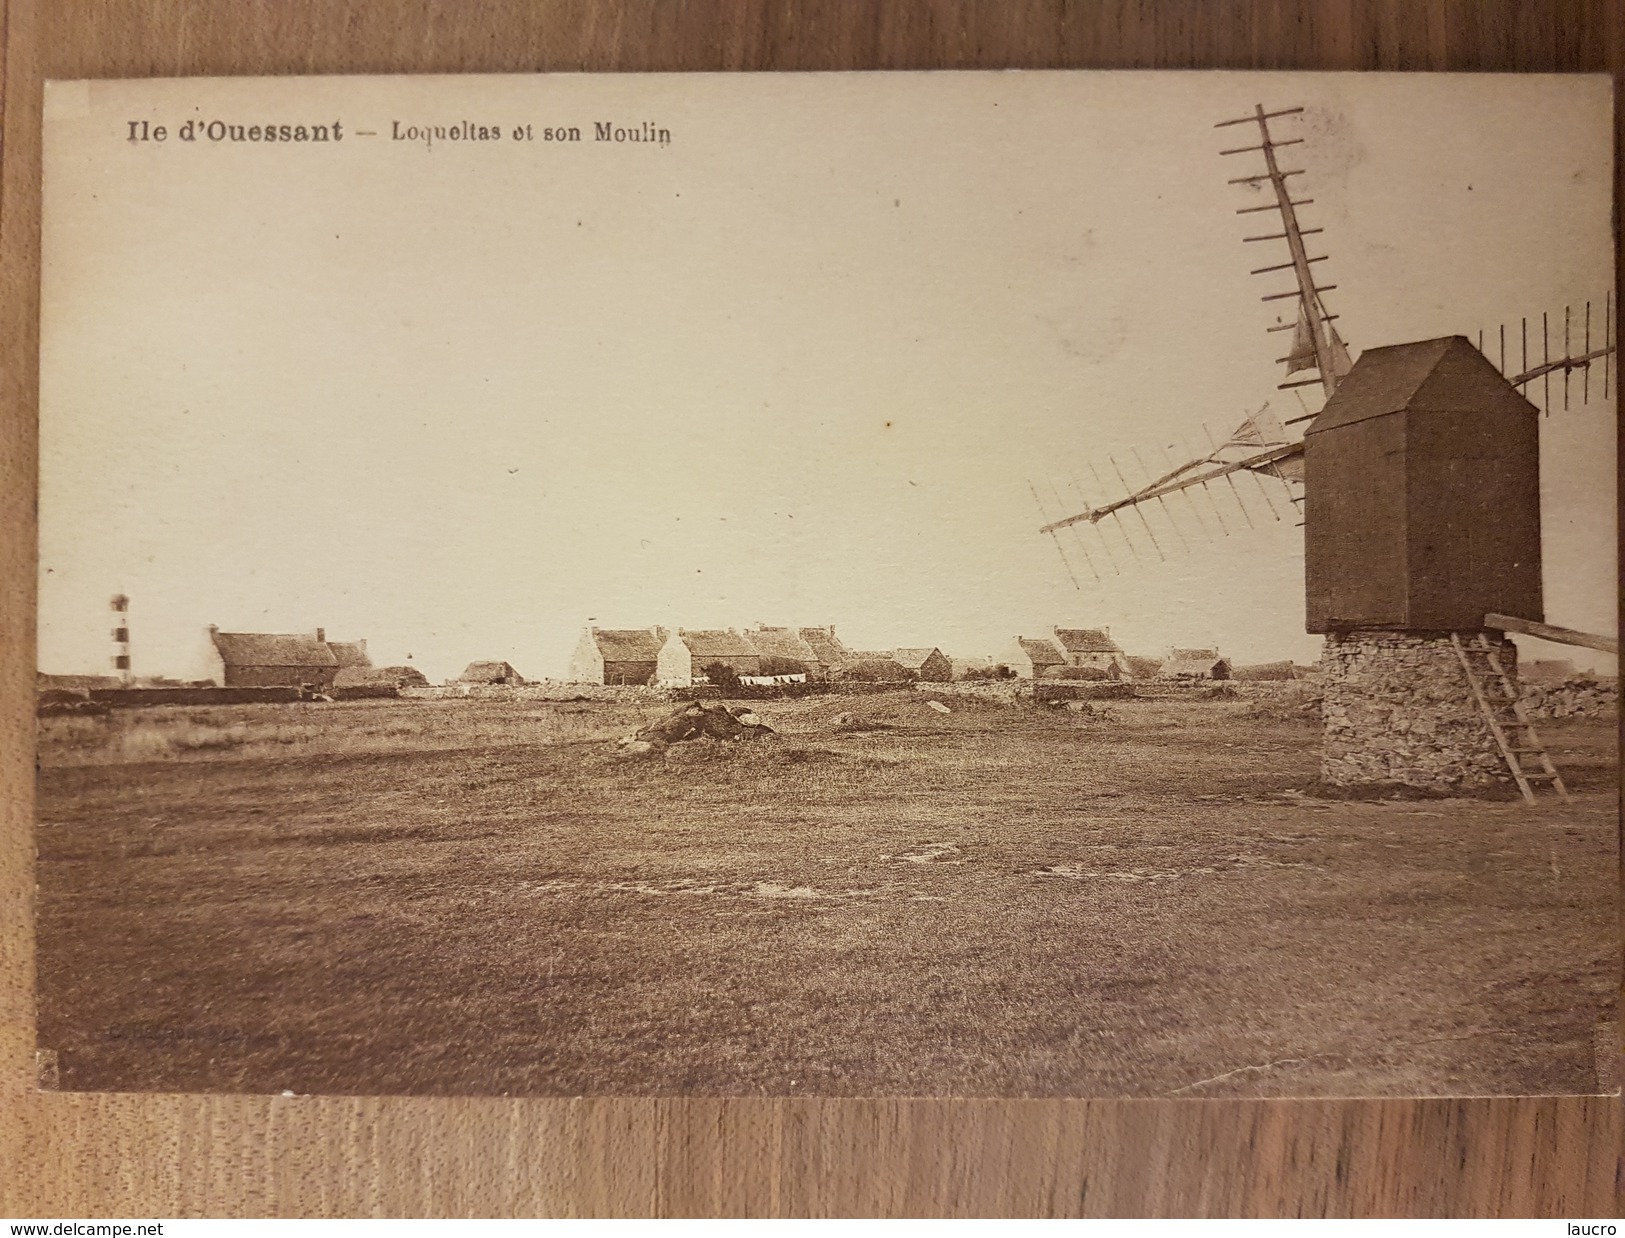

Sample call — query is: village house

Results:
[656,629,762,687]
[1159,648,1233,680]
[1053,627,1130,677]
[459,660,526,685]
[747,625,821,677]
[335,665,429,689]
[796,626,853,679]
[842,653,914,681]
[205,625,354,689]
[891,647,954,682]
[1010,635,1068,679]
[1125,655,1164,680]
[568,625,667,685]
[950,655,1017,680]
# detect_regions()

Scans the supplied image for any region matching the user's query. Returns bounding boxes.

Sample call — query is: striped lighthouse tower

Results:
[110,593,131,685]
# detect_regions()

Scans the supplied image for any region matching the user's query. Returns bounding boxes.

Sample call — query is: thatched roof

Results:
[677,629,758,659]
[1231,661,1296,681]
[212,631,336,667]
[844,657,911,680]
[590,628,665,662]
[327,640,372,668]
[749,626,818,664]
[1125,655,1163,680]
[1161,649,1232,678]
[460,660,523,683]
[335,665,429,688]
[1017,637,1066,667]
[891,647,945,671]
[798,627,852,667]
[1054,628,1121,654]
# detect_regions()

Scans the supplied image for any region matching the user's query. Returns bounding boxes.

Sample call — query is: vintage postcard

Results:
[36,71,1617,1098]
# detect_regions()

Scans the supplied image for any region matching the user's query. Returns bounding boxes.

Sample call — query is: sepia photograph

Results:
[34,70,1618,1100]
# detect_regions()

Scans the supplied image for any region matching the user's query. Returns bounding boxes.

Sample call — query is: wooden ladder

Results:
[1450,633,1570,805]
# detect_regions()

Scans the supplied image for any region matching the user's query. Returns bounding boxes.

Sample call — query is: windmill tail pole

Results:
[1485,613,1620,656]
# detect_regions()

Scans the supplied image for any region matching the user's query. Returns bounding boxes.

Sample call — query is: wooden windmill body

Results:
[1304,335,1543,634]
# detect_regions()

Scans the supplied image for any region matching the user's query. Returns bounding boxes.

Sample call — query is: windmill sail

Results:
[1481,295,1617,413]
[1218,104,1353,402]
[1038,408,1302,535]
[1283,300,1319,375]
[1217,406,1290,453]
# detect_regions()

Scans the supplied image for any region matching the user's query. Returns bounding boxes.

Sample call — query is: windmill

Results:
[1031,103,1617,801]
[1033,104,1616,582]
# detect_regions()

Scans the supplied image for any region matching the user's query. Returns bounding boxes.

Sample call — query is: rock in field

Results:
[623,701,776,749]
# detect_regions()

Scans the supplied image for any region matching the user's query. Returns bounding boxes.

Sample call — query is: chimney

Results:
[590,624,599,633]
[314,627,326,643]
[208,624,218,637]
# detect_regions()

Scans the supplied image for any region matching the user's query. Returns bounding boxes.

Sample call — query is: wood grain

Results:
[2,0,1620,1217]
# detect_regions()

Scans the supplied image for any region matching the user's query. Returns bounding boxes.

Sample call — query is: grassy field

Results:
[34,689,1618,1098]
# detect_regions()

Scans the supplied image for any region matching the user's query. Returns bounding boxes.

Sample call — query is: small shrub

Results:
[963,665,1016,681]
[700,662,742,692]
[755,655,807,677]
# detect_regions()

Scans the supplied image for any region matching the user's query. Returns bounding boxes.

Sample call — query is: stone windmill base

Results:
[1320,630,1518,794]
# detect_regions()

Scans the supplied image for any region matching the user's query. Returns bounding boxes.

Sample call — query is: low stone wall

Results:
[1520,676,1618,720]
[83,686,306,707]
[1320,630,1510,792]
[1034,681,1138,703]
[403,682,678,703]
[916,680,1030,706]
[331,684,399,701]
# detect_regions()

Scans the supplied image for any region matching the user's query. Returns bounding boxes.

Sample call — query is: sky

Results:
[39,71,1616,682]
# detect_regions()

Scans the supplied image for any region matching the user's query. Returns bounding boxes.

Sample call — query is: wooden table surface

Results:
[1,0,1619,1217]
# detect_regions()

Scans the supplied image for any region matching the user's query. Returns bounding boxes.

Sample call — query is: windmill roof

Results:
[1054,627,1121,654]
[1018,637,1066,665]
[1306,336,1535,436]
[678,629,758,658]
[591,629,664,662]
[212,631,337,668]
